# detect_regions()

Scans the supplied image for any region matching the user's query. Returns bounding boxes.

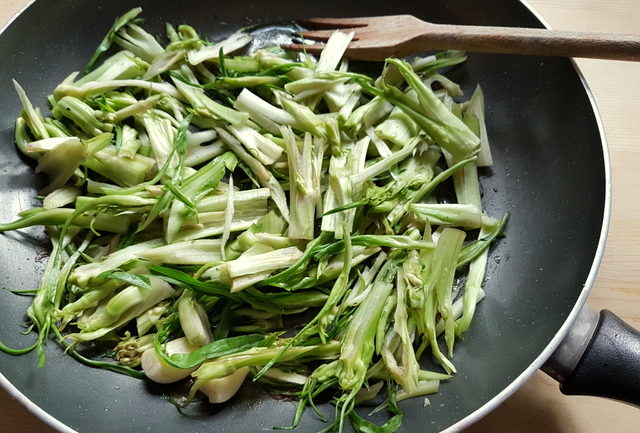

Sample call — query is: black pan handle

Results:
[543,307,640,405]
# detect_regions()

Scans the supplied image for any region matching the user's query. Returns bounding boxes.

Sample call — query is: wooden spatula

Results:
[283,15,640,61]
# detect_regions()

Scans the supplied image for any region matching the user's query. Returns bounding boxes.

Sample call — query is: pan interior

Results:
[0,1,605,432]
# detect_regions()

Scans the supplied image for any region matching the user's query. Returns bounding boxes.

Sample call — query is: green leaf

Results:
[322,199,368,216]
[164,180,197,211]
[155,332,269,369]
[213,305,233,340]
[97,269,152,290]
[150,265,276,312]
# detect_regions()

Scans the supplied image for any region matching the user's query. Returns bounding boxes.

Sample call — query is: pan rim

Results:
[0,1,78,431]
[0,1,613,432]
[441,1,613,431]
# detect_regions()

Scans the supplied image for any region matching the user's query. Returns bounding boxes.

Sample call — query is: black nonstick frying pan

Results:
[1,1,638,432]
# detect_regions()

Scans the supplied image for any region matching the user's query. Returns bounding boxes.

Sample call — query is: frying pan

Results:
[0,1,638,432]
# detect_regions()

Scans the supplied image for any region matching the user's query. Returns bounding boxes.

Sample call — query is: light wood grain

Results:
[295,15,640,61]
[1,1,639,432]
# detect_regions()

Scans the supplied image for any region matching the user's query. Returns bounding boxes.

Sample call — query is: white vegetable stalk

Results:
[345,251,388,307]
[54,79,184,101]
[74,51,145,85]
[25,137,80,153]
[234,88,296,126]
[228,125,283,165]
[183,207,267,229]
[43,186,81,209]
[65,277,177,343]
[351,137,419,185]
[410,203,498,229]
[175,210,265,242]
[142,114,177,169]
[197,188,270,212]
[198,367,249,403]
[187,33,253,65]
[365,127,392,158]
[35,138,87,194]
[13,80,49,139]
[114,23,165,62]
[141,337,199,384]
[187,129,218,147]
[396,380,440,402]
[285,76,350,101]
[282,128,321,240]
[107,94,162,124]
[318,246,381,284]
[439,288,486,335]
[178,291,213,346]
[336,85,362,120]
[172,78,249,126]
[322,137,369,238]
[253,233,295,249]
[206,243,274,284]
[255,367,308,386]
[184,143,225,167]
[144,49,186,80]
[220,175,235,261]
[316,31,354,72]
[118,124,141,159]
[85,146,156,187]
[70,238,163,286]
[136,240,223,265]
[373,107,420,148]
[322,79,359,113]
[345,97,393,135]
[231,271,272,293]
[464,85,493,167]
[226,246,304,279]
[136,302,168,335]
[216,127,289,221]
[278,95,327,138]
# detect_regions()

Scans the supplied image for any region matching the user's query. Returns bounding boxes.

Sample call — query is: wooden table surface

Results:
[1,0,639,432]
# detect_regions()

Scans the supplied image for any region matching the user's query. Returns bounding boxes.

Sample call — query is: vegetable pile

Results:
[0,7,507,432]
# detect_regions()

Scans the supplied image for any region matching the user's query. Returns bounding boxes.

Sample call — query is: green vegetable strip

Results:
[0,208,133,234]
[386,59,480,158]
[339,254,404,391]
[190,342,341,398]
[431,228,466,356]
[156,333,267,369]
[165,151,238,243]
[70,238,163,286]
[457,213,509,268]
[13,80,49,140]
[83,8,143,74]
[351,137,419,185]
[282,127,320,239]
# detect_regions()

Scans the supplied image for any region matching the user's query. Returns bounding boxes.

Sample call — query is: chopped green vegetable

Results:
[0,10,508,433]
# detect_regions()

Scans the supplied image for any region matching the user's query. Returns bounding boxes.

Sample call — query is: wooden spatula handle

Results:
[415,23,640,61]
